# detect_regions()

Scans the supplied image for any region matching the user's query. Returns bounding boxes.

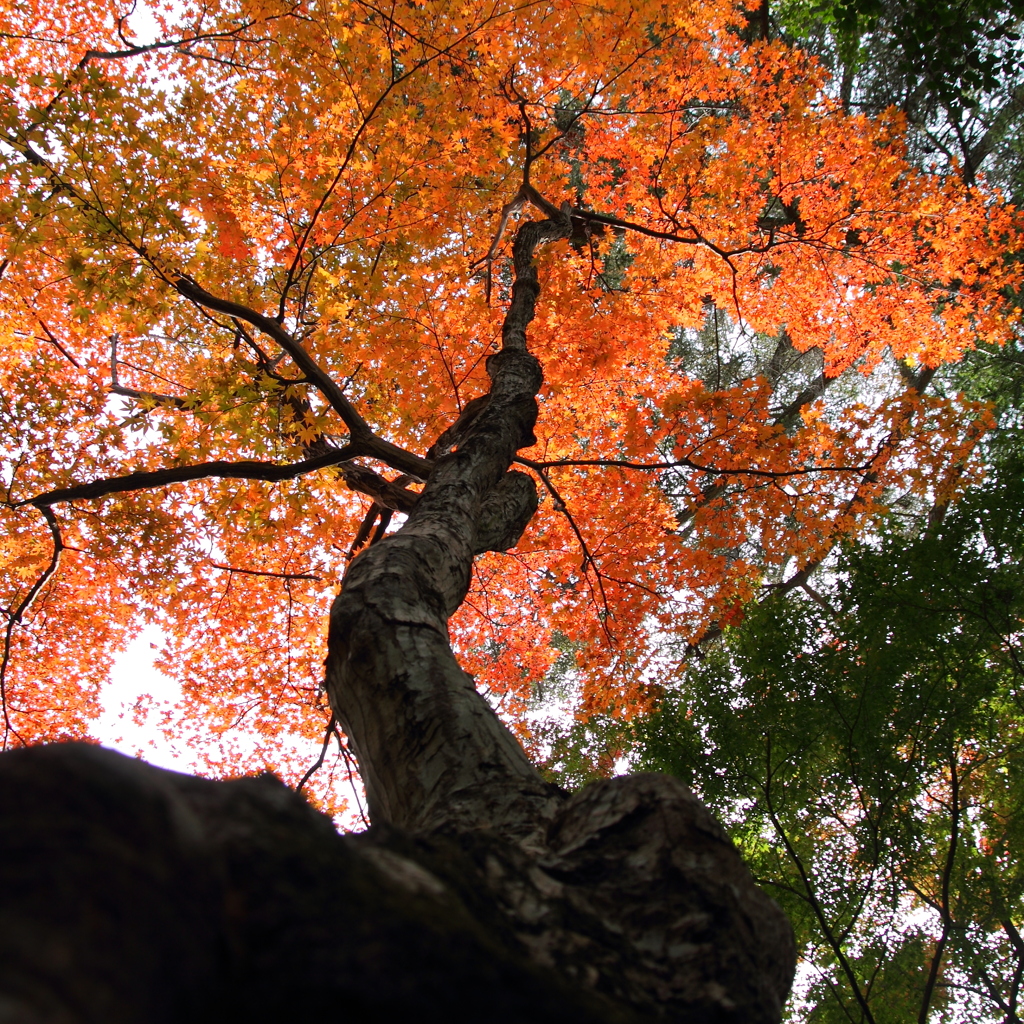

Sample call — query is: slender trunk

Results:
[325,214,571,838]
[919,754,960,1024]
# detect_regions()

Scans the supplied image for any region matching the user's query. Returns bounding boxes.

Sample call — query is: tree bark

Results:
[325,215,568,840]
[0,743,794,1024]
[0,743,637,1024]
[322,210,796,1019]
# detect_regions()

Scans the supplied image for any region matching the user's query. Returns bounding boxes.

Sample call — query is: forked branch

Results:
[174,277,432,480]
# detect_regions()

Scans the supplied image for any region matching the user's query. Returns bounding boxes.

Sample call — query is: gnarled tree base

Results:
[0,744,793,1023]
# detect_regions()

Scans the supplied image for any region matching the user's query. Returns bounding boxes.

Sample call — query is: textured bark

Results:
[0,744,640,1024]
[0,744,793,1024]
[325,213,572,839]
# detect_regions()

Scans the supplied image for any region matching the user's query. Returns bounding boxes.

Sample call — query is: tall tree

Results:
[0,0,1019,1015]
[632,457,1024,1020]
[630,332,1024,1022]
[611,5,1024,1017]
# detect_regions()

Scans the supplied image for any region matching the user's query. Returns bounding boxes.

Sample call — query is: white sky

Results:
[91,627,196,772]
[91,630,368,831]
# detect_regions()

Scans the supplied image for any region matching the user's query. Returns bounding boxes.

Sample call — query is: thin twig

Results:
[297,713,337,793]
[333,723,370,829]
[211,563,322,582]
[1,507,65,749]
[529,466,615,640]
[516,454,871,479]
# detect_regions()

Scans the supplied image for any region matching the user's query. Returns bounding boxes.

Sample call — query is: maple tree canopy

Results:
[0,0,1020,810]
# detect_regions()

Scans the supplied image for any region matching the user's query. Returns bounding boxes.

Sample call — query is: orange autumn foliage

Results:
[0,0,1019,807]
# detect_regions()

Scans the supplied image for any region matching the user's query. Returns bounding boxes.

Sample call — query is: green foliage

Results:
[779,0,1024,100]
[778,0,1024,199]
[534,713,629,790]
[632,420,1024,1021]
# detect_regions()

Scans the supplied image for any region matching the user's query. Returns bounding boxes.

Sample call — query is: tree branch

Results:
[761,734,877,1024]
[918,752,960,1024]
[18,450,358,509]
[1,507,64,748]
[528,465,614,637]
[573,207,701,246]
[173,277,432,480]
[173,277,367,432]
[336,465,420,513]
[211,563,323,582]
[297,713,337,793]
[516,454,871,479]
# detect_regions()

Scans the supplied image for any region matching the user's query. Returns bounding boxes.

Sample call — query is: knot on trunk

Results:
[475,470,539,554]
[364,773,795,1024]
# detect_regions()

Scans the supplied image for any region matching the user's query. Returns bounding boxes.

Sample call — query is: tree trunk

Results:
[325,214,569,840]
[0,212,795,1023]
[0,743,792,1023]
[323,208,796,1019]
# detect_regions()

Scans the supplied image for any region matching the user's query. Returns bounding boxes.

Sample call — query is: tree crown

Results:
[0,0,1019,805]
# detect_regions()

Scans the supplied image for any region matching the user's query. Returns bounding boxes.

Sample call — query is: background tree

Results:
[774,0,1024,196]
[596,6,1024,1021]
[631,370,1024,1019]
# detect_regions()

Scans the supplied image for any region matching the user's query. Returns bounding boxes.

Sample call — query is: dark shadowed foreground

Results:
[0,743,793,1023]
